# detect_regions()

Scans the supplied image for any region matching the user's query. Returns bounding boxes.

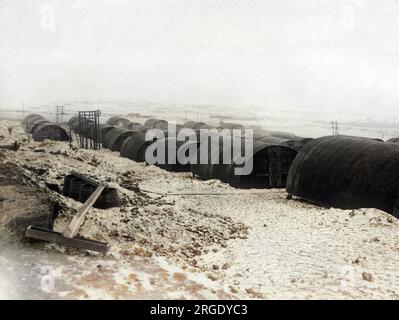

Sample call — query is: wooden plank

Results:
[70,171,100,187]
[26,226,109,254]
[63,184,105,238]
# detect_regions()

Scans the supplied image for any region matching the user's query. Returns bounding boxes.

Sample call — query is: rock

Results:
[207,273,218,281]
[362,272,373,282]
[190,259,197,266]
[222,263,231,270]
[229,286,238,294]
[212,265,219,271]
[133,247,153,257]
[245,287,264,299]
[108,229,119,237]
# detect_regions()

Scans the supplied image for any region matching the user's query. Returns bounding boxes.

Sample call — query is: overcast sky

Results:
[1,0,399,113]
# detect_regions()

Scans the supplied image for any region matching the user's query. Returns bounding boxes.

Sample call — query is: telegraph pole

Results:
[331,121,339,136]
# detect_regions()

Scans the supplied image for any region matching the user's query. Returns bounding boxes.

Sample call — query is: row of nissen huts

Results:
[22,114,69,142]
[23,114,399,217]
[67,116,311,189]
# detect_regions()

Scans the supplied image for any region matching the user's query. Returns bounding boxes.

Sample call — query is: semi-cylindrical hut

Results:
[286,135,399,216]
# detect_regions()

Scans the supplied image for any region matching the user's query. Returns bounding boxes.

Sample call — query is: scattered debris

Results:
[33,148,45,153]
[362,272,373,282]
[0,141,20,151]
[245,288,265,299]
[25,182,110,254]
[62,171,121,209]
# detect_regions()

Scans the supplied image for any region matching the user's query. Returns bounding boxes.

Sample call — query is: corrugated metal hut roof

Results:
[120,132,153,162]
[230,139,297,188]
[117,118,131,128]
[23,114,44,128]
[253,133,313,151]
[105,116,121,126]
[101,125,114,137]
[281,137,313,151]
[200,136,297,188]
[190,131,230,179]
[23,114,69,142]
[127,122,147,132]
[32,122,69,142]
[146,137,199,172]
[144,118,169,131]
[286,135,399,215]
[218,121,244,130]
[67,116,79,127]
[102,127,129,149]
[108,130,137,152]
[183,121,213,130]
[27,118,49,133]
[269,131,297,139]
[68,117,80,133]
[107,117,131,128]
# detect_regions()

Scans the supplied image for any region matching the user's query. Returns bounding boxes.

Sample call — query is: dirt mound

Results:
[0,161,55,238]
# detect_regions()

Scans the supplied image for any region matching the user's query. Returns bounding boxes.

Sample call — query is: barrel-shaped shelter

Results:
[144,118,169,131]
[253,133,313,151]
[68,116,80,133]
[28,118,50,134]
[242,137,297,188]
[145,137,199,172]
[102,127,130,150]
[190,132,297,188]
[120,132,153,163]
[286,135,399,216]
[105,116,131,128]
[190,131,230,179]
[105,116,119,126]
[23,114,69,142]
[100,125,114,139]
[218,121,245,130]
[269,131,298,140]
[23,113,43,125]
[107,129,137,152]
[127,122,147,133]
[183,121,213,130]
[281,137,314,151]
[23,114,45,130]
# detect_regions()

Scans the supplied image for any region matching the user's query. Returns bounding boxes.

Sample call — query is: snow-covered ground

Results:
[1,104,399,299]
